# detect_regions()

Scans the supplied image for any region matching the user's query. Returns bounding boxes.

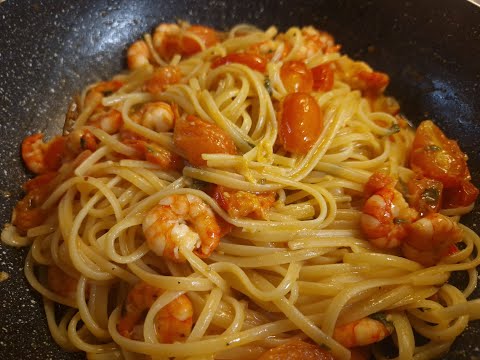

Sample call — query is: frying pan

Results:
[1,0,480,359]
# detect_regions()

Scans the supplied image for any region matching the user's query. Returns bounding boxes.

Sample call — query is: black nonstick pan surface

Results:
[1,0,480,359]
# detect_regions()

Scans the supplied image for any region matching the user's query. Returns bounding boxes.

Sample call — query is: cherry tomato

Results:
[407,175,443,216]
[181,25,218,55]
[443,180,479,208]
[44,136,66,171]
[311,63,334,92]
[410,120,469,188]
[257,340,335,360]
[173,115,237,166]
[279,93,323,154]
[211,53,267,73]
[280,61,313,93]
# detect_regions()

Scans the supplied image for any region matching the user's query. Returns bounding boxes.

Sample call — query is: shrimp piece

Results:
[211,185,276,220]
[144,65,182,95]
[402,213,463,267]
[335,57,389,96]
[123,139,183,171]
[173,113,237,167]
[293,27,340,61]
[13,188,48,234]
[360,173,418,249]
[247,39,291,61]
[333,315,393,348]
[152,23,182,60]
[65,128,98,156]
[137,101,175,132]
[22,134,66,174]
[127,40,151,70]
[84,80,123,110]
[87,109,123,134]
[258,339,335,360]
[47,265,78,299]
[117,281,193,343]
[142,194,221,262]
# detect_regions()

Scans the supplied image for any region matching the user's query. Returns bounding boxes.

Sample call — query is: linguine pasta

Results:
[2,22,480,360]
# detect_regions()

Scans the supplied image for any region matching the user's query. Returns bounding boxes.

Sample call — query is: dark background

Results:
[1,0,480,358]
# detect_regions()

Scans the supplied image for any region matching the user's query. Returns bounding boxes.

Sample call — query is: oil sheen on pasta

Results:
[2,22,480,360]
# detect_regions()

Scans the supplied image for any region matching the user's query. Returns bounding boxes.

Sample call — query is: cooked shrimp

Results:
[402,213,463,267]
[65,128,98,155]
[152,23,182,60]
[247,39,291,61]
[333,315,393,348]
[123,139,183,171]
[335,57,389,96]
[84,80,123,112]
[144,65,182,95]
[137,101,174,132]
[211,185,276,220]
[127,40,151,70]
[87,109,123,134]
[47,265,78,299]
[257,339,335,360]
[173,113,237,167]
[22,134,66,174]
[360,173,418,249]
[293,26,340,60]
[143,194,221,262]
[117,281,193,343]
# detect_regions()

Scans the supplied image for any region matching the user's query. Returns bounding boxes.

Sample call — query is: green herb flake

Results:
[425,144,441,152]
[421,187,440,205]
[190,179,208,190]
[393,217,408,225]
[389,123,400,134]
[369,312,394,331]
[264,76,273,96]
[319,343,331,351]
[80,136,86,149]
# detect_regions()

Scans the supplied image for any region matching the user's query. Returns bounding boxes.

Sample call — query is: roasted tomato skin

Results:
[173,115,237,167]
[279,92,323,155]
[410,120,470,188]
[280,61,314,93]
[443,180,479,208]
[311,63,334,92]
[211,53,267,73]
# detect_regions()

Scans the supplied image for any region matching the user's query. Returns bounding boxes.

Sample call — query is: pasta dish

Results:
[2,22,480,360]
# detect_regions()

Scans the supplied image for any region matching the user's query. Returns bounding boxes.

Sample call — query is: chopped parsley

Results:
[389,123,400,134]
[393,217,408,225]
[421,187,440,205]
[264,76,273,96]
[425,144,441,152]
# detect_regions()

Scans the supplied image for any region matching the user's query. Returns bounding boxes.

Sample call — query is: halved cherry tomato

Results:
[173,115,237,166]
[23,172,57,193]
[443,180,479,208]
[280,61,313,93]
[407,175,443,216]
[311,63,334,92]
[279,92,323,154]
[181,25,219,55]
[410,120,469,188]
[210,184,276,219]
[211,53,267,73]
